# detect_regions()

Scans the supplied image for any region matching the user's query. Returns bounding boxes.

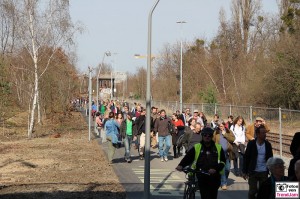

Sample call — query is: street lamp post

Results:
[88,67,93,142]
[176,21,186,113]
[96,51,111,113]
[110,63,113,100]
[145,1,160,199]
[110,53,117,100]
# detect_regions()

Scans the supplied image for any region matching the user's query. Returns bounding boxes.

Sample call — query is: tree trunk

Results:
[37,89,42,124]
[28,65,38,138]
[28,8,38,138]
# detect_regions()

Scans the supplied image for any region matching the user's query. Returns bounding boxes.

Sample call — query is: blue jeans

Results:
[158,135,171,157]
[123,135,132,160]
[221,158,231,186]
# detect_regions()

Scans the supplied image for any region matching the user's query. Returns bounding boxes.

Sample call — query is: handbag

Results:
[176,134,184,147]
[168,121,175,134]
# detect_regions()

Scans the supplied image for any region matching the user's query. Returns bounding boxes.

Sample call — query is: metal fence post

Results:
[201,103,204,112]
[214,103,217,114]
[192,103,194,112]
[229,104,232,116]
[250,106,253,124]
[279,107,282,158]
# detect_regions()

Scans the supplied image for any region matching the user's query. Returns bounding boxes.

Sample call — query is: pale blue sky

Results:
[69,0,278,74]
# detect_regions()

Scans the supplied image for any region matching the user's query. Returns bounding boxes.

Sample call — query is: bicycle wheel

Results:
[183,184,195,199]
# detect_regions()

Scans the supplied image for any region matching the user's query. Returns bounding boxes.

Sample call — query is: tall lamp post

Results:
[110,53,117,100]
[176,21,186,113]
[145,1,160,199]
[88,67,92,141]
[96,51,111,112]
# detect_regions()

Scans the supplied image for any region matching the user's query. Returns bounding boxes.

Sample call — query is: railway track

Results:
[266,132,293,157]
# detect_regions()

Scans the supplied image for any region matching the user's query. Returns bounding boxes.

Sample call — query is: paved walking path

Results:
[80,109,291,199]
[97,137,248,199]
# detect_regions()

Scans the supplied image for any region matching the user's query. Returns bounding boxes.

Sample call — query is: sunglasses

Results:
[202,133,212,137]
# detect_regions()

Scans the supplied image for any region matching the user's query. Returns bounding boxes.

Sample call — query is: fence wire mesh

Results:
[137,100,300,158]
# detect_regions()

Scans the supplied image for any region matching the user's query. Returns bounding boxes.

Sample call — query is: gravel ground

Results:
[0,112,126,199]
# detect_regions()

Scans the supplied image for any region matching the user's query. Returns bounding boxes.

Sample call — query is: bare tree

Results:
[11,0,80,138]
[231,0,261,54]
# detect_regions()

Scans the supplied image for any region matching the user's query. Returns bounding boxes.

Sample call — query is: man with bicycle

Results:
[176,127,226,199]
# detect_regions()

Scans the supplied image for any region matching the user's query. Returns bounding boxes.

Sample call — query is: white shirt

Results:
[196,117,204,126]
[230,124,245,144]
[183,114,191,126]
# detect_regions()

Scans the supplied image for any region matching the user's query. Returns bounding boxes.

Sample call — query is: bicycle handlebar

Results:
[182,167,210,175]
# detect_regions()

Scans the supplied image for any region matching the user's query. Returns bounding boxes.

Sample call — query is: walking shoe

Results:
[139,155,144,160]
[161,157,164,162]
[127,159,132,163]
[221,185,227,190]
[164,157,168,162]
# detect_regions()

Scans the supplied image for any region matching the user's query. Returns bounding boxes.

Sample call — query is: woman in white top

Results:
[230,116,246,176]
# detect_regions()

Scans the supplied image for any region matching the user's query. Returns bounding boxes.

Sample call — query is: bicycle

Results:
[182,166,210,199]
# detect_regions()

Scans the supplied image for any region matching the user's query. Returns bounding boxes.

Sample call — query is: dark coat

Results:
[134,115,146,136]
[153,116,172,137]
[243,139,273,175]
[181,126,194,151]
[288,132,300,180]
[133,115,153,136]
[257,175,288,199]
[178,141,226,188]
[288,153,300,181]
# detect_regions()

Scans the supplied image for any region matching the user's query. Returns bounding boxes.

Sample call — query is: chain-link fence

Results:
[150,100,299,132]
[135,100,298,156]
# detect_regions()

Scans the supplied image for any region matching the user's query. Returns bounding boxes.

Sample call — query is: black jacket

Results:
[134,115,153,136]
[179,141,225,174]
[257,175,288,199]
[134,115,145,136]
[288,153,300,181]
[243,139,273,174]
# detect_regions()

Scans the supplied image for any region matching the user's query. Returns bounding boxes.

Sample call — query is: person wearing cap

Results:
[120,113,135,163]
[176,127,226,199]
[246,117,270,141]
[257,157,288,199]
[192,109,204,127]
[242,126,273,199]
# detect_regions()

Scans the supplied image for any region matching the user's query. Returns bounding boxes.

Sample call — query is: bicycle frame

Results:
[182,168,199,199]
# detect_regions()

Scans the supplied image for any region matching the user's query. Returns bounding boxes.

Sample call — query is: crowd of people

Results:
[80,99,300,199]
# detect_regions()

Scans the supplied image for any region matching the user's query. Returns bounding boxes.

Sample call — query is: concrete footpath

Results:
[97,137,248,199]
[82,110,290,199]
